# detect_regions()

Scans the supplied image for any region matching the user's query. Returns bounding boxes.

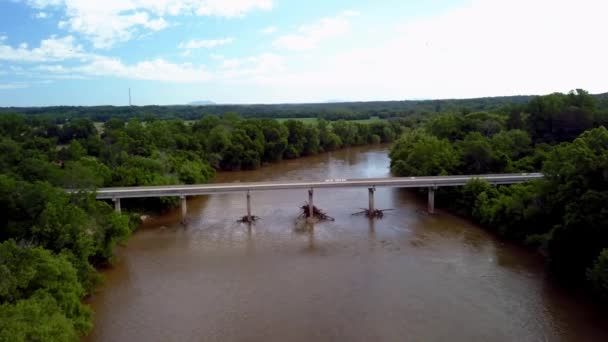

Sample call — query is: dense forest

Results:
[389,89,608,302]
[3,92,607,123]
[0,113,404,340]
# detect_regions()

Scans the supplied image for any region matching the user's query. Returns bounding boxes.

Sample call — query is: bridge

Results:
[91,173,543,222]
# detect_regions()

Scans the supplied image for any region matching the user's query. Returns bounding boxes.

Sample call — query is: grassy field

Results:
[108,117,384,129]
[94,122,105,134]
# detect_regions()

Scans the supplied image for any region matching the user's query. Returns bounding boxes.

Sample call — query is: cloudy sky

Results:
[0,0,607,106]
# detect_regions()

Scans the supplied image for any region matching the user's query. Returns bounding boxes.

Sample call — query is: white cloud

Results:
[22,0,273,48]
[215,53,286,81]
[194,0,273,17]
[273,11,358,51]
[0,80,53,90]
[56,5,169,49]
[0,35,87,62]
[260,26,277,34]
[36,64,67,72]
[34,11,49,18]
[42,56,212,82]
[36,52,284,83]
[256,0,608,100]
[179,38,234,50]
[0,83,29,90]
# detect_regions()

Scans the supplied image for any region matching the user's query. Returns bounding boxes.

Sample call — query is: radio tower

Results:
[129,88,132,106]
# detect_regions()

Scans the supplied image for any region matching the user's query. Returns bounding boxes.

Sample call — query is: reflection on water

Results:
[87,145,608,342]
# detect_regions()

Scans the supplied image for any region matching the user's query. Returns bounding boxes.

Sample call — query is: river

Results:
[86,145,608,342]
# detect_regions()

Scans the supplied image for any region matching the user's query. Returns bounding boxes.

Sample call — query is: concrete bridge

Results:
[91,173,543,222]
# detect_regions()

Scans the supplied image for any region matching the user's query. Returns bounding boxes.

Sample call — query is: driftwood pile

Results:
[352,208,394,218]
[237,215,260,223]
[299,202,335,221]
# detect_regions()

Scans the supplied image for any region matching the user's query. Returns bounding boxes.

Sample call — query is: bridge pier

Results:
[246,190,252,222]
[180,195,187,223]
[368,187,375,213]
[113,198,121,214]
[428,187,436,214]
[308,188,314,223]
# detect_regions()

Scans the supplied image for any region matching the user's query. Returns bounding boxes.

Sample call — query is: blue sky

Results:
[0,0,606,106]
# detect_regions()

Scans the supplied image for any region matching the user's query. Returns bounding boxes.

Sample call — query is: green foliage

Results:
[456,132,508,174]
[473,182,548,240]
[425,114,467,141]
[0,292,79,342]
[59,118,97,144]
[526,90,595,143]
[61,140,86,161]
[587,249,608,301]
[0,240,91,337]
[453,179,499,218]
[549,190,608,278]
[260,119,288,161]
[491,129,532,160]
[390,129,460,176]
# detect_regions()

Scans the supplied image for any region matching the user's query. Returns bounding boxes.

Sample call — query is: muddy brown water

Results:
[86,145,608,342]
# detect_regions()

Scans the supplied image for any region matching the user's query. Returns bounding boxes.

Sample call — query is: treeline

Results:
[0,113,404,340]
[389,89,608,302]
[7,93,605,123]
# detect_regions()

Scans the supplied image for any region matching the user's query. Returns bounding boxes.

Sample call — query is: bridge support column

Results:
[308,188,314,223]
[180,196,187,224]
[246,191,252,222]
[428,187,436,214]
[368,187,375,213]
[113,198,121,214]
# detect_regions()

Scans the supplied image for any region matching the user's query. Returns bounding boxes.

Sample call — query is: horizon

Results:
[2,90,606,108]
[1,0,607,106]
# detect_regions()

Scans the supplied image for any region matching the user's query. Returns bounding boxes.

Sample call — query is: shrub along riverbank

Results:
[389,89,608,302]
[0,113,405,340]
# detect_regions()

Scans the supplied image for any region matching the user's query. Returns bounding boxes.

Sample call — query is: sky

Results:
[0,0,607,106]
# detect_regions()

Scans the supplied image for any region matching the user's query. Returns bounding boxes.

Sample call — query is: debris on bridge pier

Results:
[299,202,334,221]
[237,215,260,223]
[353,208,394,218]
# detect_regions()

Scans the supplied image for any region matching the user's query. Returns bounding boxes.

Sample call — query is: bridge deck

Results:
[90,173,543,199]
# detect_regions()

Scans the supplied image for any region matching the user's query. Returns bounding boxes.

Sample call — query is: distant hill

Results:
[188,100,215,106]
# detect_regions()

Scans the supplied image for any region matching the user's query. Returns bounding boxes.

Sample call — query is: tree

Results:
[491,130,532,160]
[0,293,79,342]
[456,132,508,174]
[526,92,594,143]
[425,114,466,141]
[390,129,460,176]
[332,120,358,146]
[260,119,288,162]
[318,119,342,151]
[283,120,307,158]
[587,249,608,301]
[549,190,608,278]
[454,179,498,218]
[207,126,231,159]
[303,125,320,155]
[60,140,86,161]
[59,118,97,144]
[0,240,92,335]
[474,182,548,240]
